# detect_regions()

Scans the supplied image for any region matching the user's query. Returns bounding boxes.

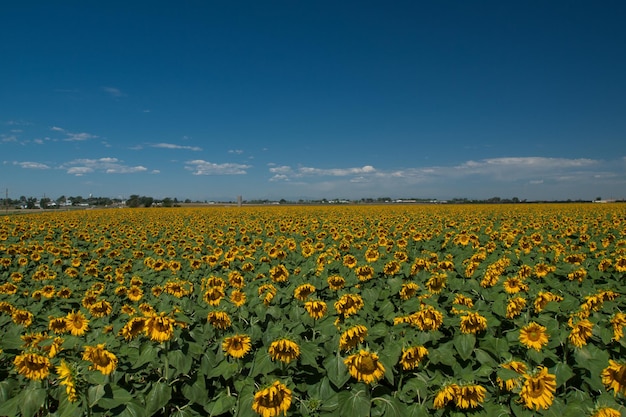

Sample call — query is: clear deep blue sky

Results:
[2,1,625,201]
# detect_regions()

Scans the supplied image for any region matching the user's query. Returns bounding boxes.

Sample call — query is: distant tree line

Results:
[5,194,617,210]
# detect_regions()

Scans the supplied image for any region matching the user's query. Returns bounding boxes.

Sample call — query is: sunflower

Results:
[127,286,144,302]
[399,345,428,370]
[534,263,556,278]
[519,322,549,351]
[64,267,79,278]
[88,300,112,317]
[121,304,136,315]
[344,350,385,384]
[39,285,55,298]
[258,284,277,306]
[383,260,401,276]
[506,297,526,319]
[567,267,587,282]
[611,313,626,341]
[364,248,379,263]
[204,286,225,306]
[269,264,290,282]
[453,294,473,308]
[226,271,245,289]
[83,344,118,375]
[65,310,89,336]
[14,352,51,380]
[222,334,252,358]
[601,360,626,396]
[355,265,374,281]
[46,337,64,358]
[334,293,364,318]
[56,360,78,402]
[11,309,33,327]
[519,366,556,410]
[304,300,327,319]
[48,317,68,334]
[145,312,175,343]
[399,282,419,300]
[339,325,368,351]
[268,339,300,364]
[82,293,98,308]
[342,254,358,268]
[230,290,247,307]
[411,305,444,331]
[294,284,315,301]
[615,257,626,273]
[139,302,156,316]
[433,384,459,409]
[120,317,147,340]
[252,381,292,417]
[207,311,232,330]
[497,360,527,391]
[459,312,488,334]
[455,384,486,409]
[327,275,346,291]
[152,285,163,297]
[591,407,622,417]
[568,317,593,348]
[503,277,529,294]
[426,273,447,293]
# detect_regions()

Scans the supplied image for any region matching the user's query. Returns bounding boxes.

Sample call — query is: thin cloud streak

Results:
[13,161,50,169]
[185,160,251,175]
[102,86,125,98]
[268,157,618,187]
[151,143,202,151]
[50,126,97,142]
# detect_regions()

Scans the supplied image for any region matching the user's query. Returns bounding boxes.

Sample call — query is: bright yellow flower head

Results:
[339,325,368,351]
[519,322,549,351]
[268,339,300,364]
[83,343,118,375]
[222,334,252,359]
[252,381,292,417]
[519,366,556,410]
[14,352,51,380]
[56,360,79,402]
[455,384,486,409]
[65,310,89,336]
[399,346,428,370]
[344,350,385,384]
[304,300,327,319]
[145,312,175,343]
[459,312,488,334]
[602,360,626,396]
[433,384,459,409]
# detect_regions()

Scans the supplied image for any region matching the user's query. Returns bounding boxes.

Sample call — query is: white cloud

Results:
[67,166,93,176]
[228,149,244,154]
[266,157,620,196]
[151,143,202,151]
[65,132,96,141]
[60,157,149,176]
[1,135,18,143]
[185,160,251,175]
[50,126,97,142]
[14,161,50,169]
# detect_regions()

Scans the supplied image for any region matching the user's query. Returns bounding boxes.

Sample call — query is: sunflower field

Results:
[1,203,626,417]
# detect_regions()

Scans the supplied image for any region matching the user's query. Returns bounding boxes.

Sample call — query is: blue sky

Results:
[2,1,626,202]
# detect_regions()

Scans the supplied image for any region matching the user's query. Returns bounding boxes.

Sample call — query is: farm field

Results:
[1,203,626,417]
